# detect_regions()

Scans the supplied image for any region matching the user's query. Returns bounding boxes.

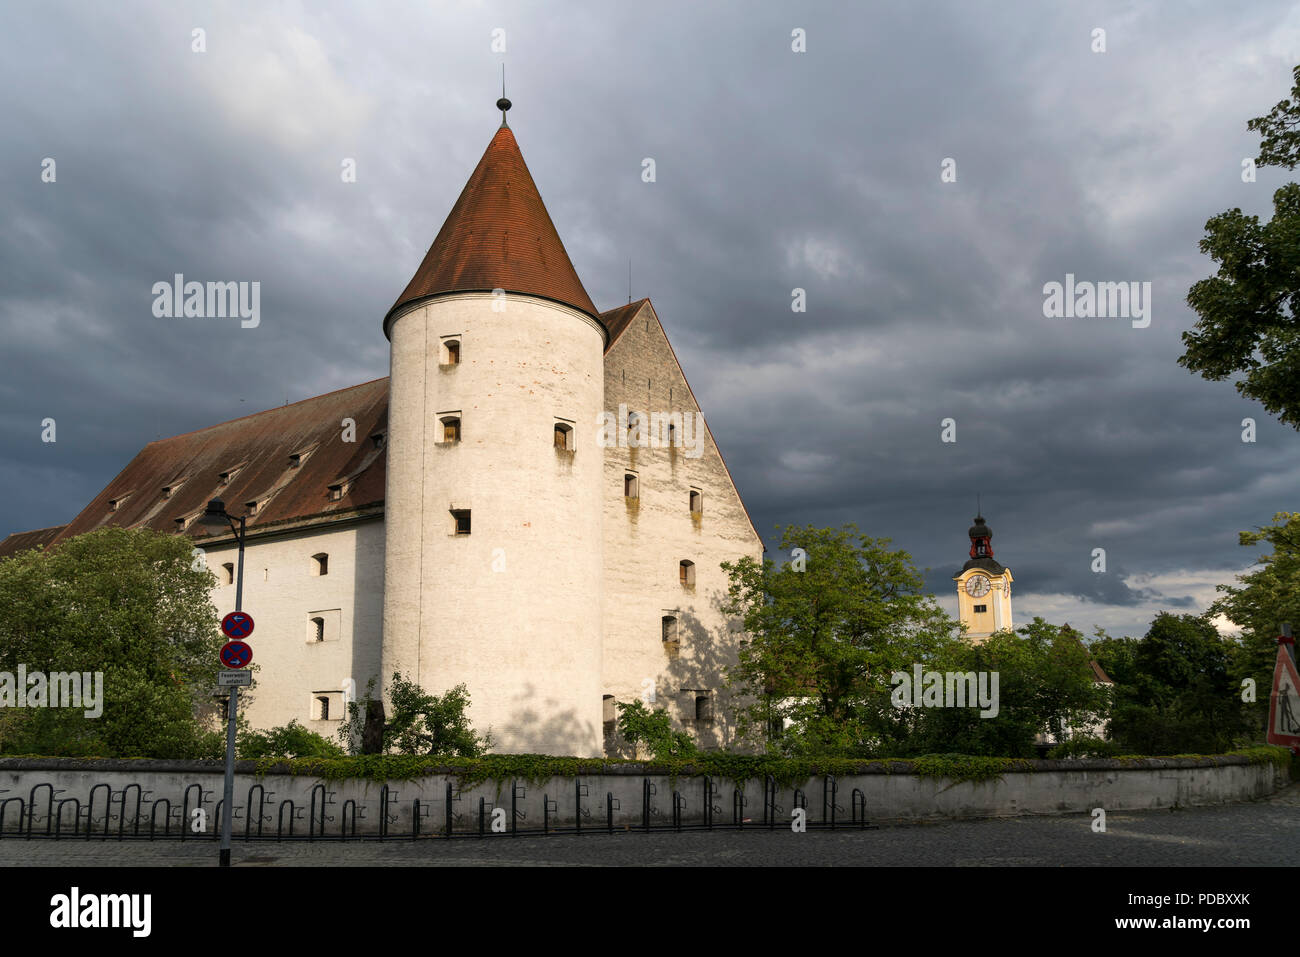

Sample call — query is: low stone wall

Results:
[0,754,1286,838]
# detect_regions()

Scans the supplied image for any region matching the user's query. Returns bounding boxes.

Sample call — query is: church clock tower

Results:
[952,515,1013,643]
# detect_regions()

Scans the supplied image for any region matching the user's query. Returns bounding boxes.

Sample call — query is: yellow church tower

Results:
[952,514,1013,643]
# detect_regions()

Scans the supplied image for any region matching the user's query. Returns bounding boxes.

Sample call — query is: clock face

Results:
[966,574,991,598]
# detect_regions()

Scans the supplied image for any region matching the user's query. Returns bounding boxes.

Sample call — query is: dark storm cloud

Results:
[2,0,1298,640]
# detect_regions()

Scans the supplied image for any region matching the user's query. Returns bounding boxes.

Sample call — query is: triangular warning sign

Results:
[1267,644,1300,747]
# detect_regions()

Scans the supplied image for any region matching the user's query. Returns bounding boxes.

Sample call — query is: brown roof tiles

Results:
[37,378,389,549]
[385,124,598,333]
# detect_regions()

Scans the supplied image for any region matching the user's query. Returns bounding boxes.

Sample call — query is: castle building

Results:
[0,102,764,758]
[953,515,1013,641]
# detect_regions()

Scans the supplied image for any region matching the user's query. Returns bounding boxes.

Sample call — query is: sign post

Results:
[200,499,248,868]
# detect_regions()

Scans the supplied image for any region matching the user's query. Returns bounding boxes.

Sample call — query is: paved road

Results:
[4,785,1297,866]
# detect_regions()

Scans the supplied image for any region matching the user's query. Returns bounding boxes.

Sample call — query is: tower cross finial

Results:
[496,65,511,126]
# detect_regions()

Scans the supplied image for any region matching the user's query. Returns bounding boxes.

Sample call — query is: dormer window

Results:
[371,432,386,451]
[328,483,344,502]
[162,486,174,499]
[289,446,317,469]
[108,497,124,512]
[218,466,242,487]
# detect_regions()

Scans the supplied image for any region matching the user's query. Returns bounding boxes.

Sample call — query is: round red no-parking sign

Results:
[221,611,255,639]
[220,640,253,669]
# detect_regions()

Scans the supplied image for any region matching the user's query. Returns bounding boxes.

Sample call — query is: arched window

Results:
[679,560,695,587]
[661,615,678,643]
[311,553,328,576]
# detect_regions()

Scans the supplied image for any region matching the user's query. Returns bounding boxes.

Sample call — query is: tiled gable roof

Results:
[42,378,389,548]
[0,524,68,561]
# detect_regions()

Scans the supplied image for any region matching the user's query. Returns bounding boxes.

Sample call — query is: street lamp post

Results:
[201,498,246,868]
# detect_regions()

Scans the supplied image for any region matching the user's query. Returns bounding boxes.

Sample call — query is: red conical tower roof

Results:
[384,122,598,335]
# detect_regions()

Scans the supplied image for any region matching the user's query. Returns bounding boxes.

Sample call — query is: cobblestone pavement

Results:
[4,786,1297,867]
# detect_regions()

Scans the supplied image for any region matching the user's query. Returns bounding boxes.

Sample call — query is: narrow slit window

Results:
[679,560,695,587]
[312,553,328,576]
[311,617,325,642]
[222,563,235,585]
[690,490,702,514]
[624,473,639,498]
[317,695,330,720]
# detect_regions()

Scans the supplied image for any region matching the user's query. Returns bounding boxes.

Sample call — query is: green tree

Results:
[1207,511,1300,734]
[238,719,345,759]
[908,620,1110,758]
[1179,64,1300,428]
[1094,613,1250,754]
[720,524,962,756]
[614,699,697,760]
[337,672,490,757]
[0,527,225,757]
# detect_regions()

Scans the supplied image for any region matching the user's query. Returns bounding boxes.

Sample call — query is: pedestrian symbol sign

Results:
[1266,643,1300,748]
[220,640,253,670]
[221,612,255,639]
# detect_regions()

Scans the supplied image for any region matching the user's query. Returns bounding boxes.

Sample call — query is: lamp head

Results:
[200,499,231,531]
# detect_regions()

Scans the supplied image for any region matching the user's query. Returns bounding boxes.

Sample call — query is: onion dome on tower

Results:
[961,515,1006,574]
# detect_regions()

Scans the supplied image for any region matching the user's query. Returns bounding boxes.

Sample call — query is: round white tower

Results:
[382,113,606,756]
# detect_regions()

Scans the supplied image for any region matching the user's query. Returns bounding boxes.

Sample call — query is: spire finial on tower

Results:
[496,65,511,126]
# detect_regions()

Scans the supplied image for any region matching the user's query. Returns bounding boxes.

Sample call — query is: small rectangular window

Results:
[624,474,639,498]
[451,509,471,535]
[662,615,678,643]
[690,489,702,514]
[695,694,713,722]
[973,604,987,614]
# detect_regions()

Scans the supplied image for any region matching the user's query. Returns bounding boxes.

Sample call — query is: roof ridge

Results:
[144,376,388,446]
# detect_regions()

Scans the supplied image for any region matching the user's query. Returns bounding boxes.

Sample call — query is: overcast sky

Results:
[3,0,1299,640]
